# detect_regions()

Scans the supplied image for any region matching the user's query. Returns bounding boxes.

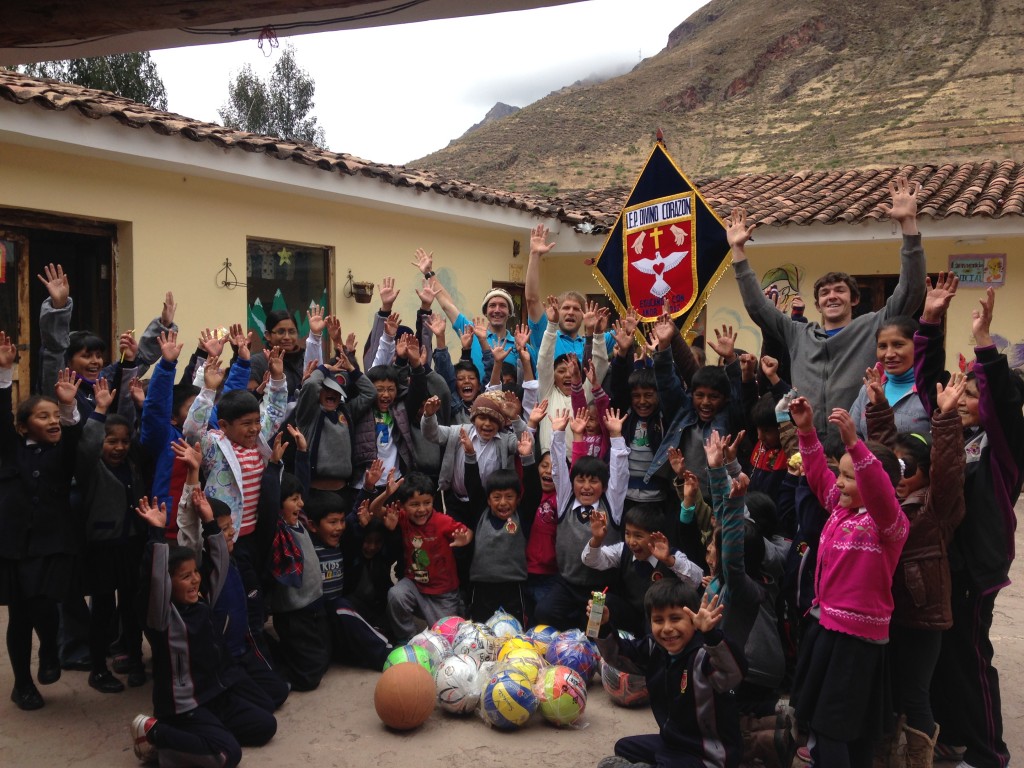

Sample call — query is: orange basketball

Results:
[374,662,436,730]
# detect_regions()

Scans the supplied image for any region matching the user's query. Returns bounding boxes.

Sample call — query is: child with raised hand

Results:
[930,287,1024,768]
[532,406,630,631]
[76,377,149,693]
[788,396,908,767]
[594,583,746,768]
[583,503,704,636]
[703,430,790,766]
[464,428,538,624]
[132,497,276,768]
[1,331,84,710]
[864,366,967,766]
[570,360,611,461]
[372,472,473,643]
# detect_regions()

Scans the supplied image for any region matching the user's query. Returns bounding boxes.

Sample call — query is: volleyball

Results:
[536,664,588,726]
[481,670,537,730]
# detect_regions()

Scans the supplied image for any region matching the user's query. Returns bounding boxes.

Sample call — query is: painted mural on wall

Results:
[758,262,804,312]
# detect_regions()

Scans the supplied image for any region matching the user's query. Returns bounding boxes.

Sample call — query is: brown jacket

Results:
[866,403,965,630]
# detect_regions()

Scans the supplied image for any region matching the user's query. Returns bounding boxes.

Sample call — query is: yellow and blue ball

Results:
[481,670,538,729]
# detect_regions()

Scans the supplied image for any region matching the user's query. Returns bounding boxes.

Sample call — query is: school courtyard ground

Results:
[1,507,1022,767]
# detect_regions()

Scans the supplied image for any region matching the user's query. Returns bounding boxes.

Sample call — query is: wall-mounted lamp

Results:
[343,269,375,304]
[217,258,246,289]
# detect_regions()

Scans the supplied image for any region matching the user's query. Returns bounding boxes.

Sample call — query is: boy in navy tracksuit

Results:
[132,497,276,768]
[595,579,746,768]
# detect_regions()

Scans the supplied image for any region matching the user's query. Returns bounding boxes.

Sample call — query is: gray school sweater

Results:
[470,511,527,583]
[733,234,926,432]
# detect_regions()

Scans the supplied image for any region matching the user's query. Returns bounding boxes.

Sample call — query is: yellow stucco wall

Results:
[2,138,1019,376]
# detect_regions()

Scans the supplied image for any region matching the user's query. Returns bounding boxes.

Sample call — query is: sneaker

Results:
[89,670,125,694]
[130,714,157,763]
[10,684,45,711]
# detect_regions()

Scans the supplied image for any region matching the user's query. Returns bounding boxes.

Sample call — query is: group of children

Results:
[0,175,1020,768]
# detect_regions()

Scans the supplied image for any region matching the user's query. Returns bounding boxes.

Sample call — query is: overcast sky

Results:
[151,0,707,165]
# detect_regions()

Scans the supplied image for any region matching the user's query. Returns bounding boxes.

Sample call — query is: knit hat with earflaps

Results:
[469,390,521,428]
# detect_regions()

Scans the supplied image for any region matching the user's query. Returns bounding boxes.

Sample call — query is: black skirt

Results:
[0,554,76,604]
[790,616,892,742]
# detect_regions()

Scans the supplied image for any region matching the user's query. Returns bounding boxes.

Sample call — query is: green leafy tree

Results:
[20,53,167,109]
[219,44,326,148]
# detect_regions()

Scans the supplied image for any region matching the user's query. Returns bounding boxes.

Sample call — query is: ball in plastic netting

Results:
[409,629,452,669]
[431,615,467,645]
[383,644,434,675]
[481,670,538,730]
[485,608,523,639]
[453,621,498,664]
[536,664,588,726]
[544,632,600,682]
[526,624,559,654]
[497,636,538,661]
[375,662,436,730]
[600,658,649,707]
[502,648,545,684]
[434,653,483,715]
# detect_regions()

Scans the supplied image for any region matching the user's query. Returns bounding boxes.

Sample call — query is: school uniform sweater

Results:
[800,432,909,641]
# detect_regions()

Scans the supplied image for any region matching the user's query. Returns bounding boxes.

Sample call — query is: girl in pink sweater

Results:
[788,397,908,768]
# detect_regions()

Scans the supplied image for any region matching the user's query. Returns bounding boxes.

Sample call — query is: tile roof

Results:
[2,71,1023,233]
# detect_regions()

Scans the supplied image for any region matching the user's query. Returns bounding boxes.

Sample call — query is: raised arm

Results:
[525,224,555,324]
[880,176,926,319]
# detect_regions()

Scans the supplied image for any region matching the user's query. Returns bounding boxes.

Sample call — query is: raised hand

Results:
[550,408,571,433]
[403,333,422,365]
[422,395,442,417]
[583,300,600,335]
[415,278,438,309]
[364,458,386,489]
[379,276,400,311]
[788,396,814,432]
[612,318,635,356]
[971,286,995,348]
[585,360,599,390]
[863,365,887,406]
[270,432,290,464]
[93,377,116,413]
[460,324,475,351]
[760,355,780,384]
[335,348,356,372]
[529,224,556,257]
[0,331,16,368]
[450,525,473,548]
[325,315,343,348]
[384,312,401,339]
[159,330,184,364]
[936,371,967,413]
[828,408,858,448]
[128,377,145,410]
[55,368,81,405]
[192,486,215,523]
[589,509,608,543]
[687,592,725,633]
[707,324,737,363]
[545,295,559,324]
[739,353,758,382]
[135,496,167,529]
[472,317,489,341]
[603,406,626,438]
[37,263,70,308]
[307,305,326,336]
[490,338,511,365]
[729,472,750,498]
[119,331,138,364]
[269,346,287,382]
[301,359,318,384]
[884,174,920,223]
[528,398,549,430]
[160,291,177,327]
[567,354,582,387]
[229,323,250,361]
[382,504,400,531]
[517,429,534,457]
[203,354,226,390]
[569,406,589,436]
[458,427,475,456]
[649,531,672,563]
[171,438,203,471]
[411,248,433,276]
[652,313,675,350]
[703,430,726,468]
[427,312,446,338]
[723,430,746,464]
[667,446,687,479]
[726,208,755,251]
[922,272,959,323]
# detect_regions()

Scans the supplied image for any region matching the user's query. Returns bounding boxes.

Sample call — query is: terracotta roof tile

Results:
[2,71,1023,233]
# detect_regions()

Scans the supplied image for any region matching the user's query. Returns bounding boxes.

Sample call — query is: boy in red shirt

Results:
[371,472,472,642]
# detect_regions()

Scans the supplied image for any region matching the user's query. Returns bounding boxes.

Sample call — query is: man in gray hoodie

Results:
[727,175,926,432]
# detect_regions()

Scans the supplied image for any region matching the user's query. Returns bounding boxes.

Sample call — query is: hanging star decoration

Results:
[277,247,293,266]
